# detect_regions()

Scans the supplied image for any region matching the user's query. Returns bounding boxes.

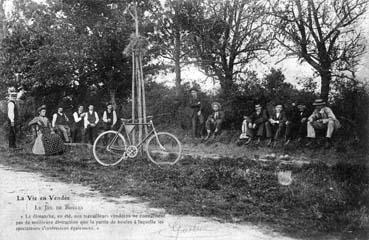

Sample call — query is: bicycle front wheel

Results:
[146,132,182,165]
[93,130,127,166]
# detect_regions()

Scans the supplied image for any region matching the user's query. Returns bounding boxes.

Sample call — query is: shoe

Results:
[267,139,273,146]
[204,134,211,141]
[244,138,252,145]
[305,139,314,147]
[284,139,291,146]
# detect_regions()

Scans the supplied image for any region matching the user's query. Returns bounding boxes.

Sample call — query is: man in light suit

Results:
[306,99,340,148]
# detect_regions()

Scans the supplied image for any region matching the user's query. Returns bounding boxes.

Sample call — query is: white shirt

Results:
[73,112,84,123]
[7,101,15,122]
[84,111,99,128]
[102,110,117,126]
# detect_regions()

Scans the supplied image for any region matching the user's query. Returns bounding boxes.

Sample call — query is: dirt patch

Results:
[0,144,368,239]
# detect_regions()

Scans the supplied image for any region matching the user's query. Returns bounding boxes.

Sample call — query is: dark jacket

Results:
[249,109,268,125]
[207,110,225,122]
[293,109,309,123]
[189,96,202,117]
[269,111,287,124]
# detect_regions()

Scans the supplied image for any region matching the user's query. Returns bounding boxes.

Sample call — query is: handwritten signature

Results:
[168,222,205,233]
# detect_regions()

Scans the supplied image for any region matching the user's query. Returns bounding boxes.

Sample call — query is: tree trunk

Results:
[174,27,182,97]
[0,0,6,41]
[109,88,117,110]
[219,71,234,97]
[319,68,331,101]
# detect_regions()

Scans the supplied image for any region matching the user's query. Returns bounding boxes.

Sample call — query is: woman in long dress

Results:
[28,105,65,155]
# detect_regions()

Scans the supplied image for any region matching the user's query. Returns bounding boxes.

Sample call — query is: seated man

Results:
[306,99,340,148]
[52,106,71,143]
[102,102,117,131]
[204,102,224,140]
[284,102,309,145]
[265,103,287,146]
[239,103,268,145]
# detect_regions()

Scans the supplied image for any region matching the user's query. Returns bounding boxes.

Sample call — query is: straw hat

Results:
[211,101,221,109]
[37,105,46,113]
[312,99,326,106]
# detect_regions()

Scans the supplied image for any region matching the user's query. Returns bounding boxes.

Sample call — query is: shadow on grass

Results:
[0,146,368,240]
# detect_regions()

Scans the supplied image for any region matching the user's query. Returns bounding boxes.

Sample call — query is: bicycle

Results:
[92,116,182,166]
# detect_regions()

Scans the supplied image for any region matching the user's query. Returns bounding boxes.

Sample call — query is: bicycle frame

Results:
[107,119,161,152]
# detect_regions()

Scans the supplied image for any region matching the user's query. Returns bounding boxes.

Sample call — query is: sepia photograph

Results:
[0,0,368,239]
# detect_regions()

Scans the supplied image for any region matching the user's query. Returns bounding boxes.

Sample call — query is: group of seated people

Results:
[189,87,340,148]
[237,98,341,148]
[28,102,118,155]
[49,103,117,144]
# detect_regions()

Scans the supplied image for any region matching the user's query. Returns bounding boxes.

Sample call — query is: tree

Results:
[184,0,273,97]
[152,0,195,97]
[0,0,159,108]
[262,68,298,103]
[269,0,368,100]
[0,0,77,101]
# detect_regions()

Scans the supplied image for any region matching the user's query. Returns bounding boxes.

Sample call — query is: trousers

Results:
[307,119,338,138]
[55,125,71,142]
[206,119,222,133]
[265,122,285,140]
[191,115,204,138]
[85,125,97,144]
[8,121,16,148]
[241,120,264,138]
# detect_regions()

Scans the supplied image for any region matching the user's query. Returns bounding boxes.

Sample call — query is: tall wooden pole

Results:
[139,54,147,135]
[131,53,136,144]
[127,1,146,146]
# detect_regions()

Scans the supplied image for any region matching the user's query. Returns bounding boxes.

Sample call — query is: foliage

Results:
[183,0,274,96]
[150,0,195,96]
[331,77,369,147]
[268,0,368,100]
[0,0,160,109]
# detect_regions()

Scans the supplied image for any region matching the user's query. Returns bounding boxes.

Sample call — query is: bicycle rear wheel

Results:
[93,130,127,166]
[146,132,182,165]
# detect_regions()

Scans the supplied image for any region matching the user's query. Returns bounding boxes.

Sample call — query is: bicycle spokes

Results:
[93,131,127,166]
[146,132,182,165]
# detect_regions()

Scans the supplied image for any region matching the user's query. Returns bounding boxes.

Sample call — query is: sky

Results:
[154,0,369,93]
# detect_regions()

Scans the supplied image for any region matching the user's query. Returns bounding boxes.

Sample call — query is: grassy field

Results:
[0,134,368,239]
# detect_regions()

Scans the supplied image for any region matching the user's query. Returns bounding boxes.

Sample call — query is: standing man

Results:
[84,104,99,144]
[52,106,71,143]
[306,99,340,148]
[102,102,117,131]
[7,87,19,150]
[189,88,204,138]
[72,105,86,143]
